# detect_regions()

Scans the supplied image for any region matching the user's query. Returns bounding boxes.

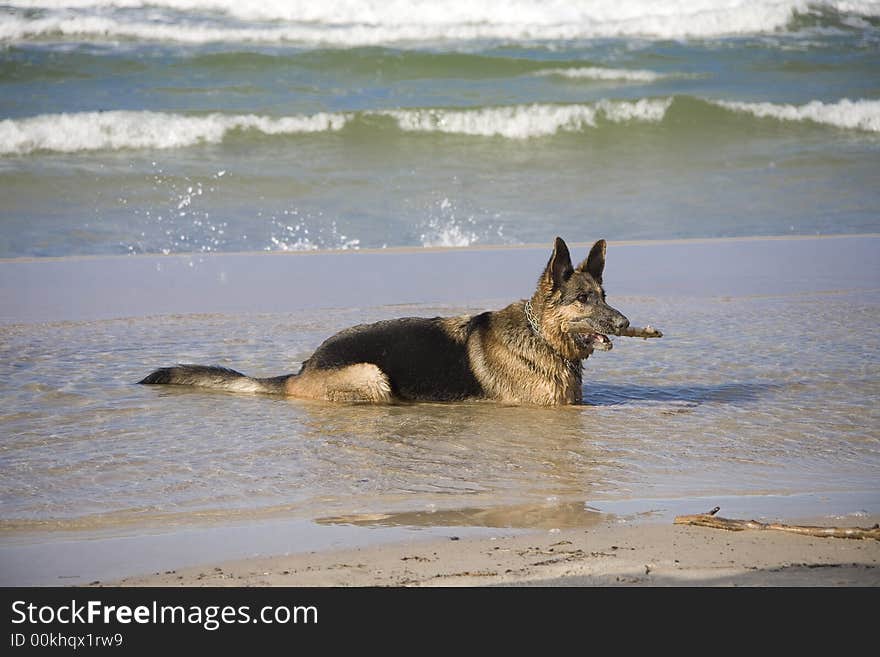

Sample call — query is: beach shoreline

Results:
[105,514,880,587]
[2,232,879,265]
[3,490,878,586]
[3,233,879,324]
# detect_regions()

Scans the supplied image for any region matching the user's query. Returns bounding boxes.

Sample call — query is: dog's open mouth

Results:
[573,332,613,351]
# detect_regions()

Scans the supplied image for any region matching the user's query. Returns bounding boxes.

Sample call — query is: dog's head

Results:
[531,237,630,360]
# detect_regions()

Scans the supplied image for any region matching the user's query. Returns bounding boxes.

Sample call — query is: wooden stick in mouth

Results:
[674,506,880,541]
[567,322,663,339]
[616,325,663,339]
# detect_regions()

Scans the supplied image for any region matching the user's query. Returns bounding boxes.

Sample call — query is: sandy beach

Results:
[108,515,880,587]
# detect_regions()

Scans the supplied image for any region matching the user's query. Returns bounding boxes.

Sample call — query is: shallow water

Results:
[1,242,878,537]
[1,238,879,583]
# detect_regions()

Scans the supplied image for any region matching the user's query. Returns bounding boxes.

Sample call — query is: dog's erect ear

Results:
[577,239,606,284]
[543,236,573,289]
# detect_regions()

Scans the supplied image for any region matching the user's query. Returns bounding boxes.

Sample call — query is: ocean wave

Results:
[0,100,673,154]
[532,67,665,82]
[179,50,669,82]
[0,111,348,155]
[4,96,879,155]
[380,99,672,138]
[714,97,880,132]
[3,1,879,44]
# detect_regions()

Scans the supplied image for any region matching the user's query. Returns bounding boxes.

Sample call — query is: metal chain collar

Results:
[524,299,581,376]
[524,299,542,337]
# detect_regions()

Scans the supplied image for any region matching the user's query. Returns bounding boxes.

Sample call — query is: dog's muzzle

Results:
[568,314,629,352]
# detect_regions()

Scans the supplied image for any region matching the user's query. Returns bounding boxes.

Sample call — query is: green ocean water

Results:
[1,1,879,256]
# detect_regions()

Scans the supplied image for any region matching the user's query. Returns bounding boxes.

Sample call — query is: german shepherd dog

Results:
[139,237,630,405]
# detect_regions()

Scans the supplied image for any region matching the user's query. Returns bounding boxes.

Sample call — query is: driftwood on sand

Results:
[674,506,880,541]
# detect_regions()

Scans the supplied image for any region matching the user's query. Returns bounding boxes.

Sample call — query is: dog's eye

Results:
[576,292,594,304]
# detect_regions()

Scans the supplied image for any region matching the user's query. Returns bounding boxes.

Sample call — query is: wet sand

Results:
[110,516,880,587]
[4,234,879,323]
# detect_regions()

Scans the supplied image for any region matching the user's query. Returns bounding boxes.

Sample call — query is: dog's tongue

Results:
[575,332,612,351]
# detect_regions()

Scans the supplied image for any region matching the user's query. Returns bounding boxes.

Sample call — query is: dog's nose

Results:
[615,315,630,331]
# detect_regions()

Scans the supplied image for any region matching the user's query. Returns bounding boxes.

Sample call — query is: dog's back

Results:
[301,316,486,401]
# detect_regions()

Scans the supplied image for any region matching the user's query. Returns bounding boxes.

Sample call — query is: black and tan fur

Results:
[139,237,630,405]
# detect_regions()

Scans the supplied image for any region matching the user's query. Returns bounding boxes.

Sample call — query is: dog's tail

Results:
[138,364,291,395]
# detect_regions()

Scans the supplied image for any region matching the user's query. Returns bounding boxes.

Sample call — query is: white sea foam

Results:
[533,67,665,82]
[828,1,880,15]
[0,101,673,154]
[0,111,349,155]
[7,97,878,156]
[382,99,672,138]
[384,105,598,139]
[595,98,673,122]
[4,0,878,44]
[714,97,880,132]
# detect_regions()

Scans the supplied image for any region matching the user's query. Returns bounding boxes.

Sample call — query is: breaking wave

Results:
[3,96,879,156]
[2,1,879,44]
[0,111,348,155]
[382,99,672,138]
[0,99,673,154]
[531,67,666,82]
[713,97,880,132]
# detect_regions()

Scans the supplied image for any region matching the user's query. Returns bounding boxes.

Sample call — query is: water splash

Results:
[419,197,508,248]
[266,211,361,252]
[122,166,230,255]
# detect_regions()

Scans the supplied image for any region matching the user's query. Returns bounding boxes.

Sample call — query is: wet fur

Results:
[139,237,630,406]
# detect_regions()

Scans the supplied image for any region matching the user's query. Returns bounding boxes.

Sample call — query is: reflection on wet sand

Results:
[289,399,608,504]
[317,500,604,531]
